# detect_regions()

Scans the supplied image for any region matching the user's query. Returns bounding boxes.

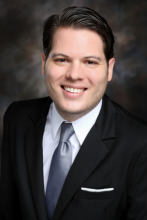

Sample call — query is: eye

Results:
[55,58,67,62]
[86,60,97,65]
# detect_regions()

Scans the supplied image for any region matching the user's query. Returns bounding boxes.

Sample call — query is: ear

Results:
[41,53,46,76]
[107,58,115,81]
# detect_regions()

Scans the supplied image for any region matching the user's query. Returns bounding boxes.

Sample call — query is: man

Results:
[0,6,147,220]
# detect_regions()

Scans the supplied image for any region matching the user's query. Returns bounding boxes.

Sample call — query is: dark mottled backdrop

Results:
[1,0,147,147]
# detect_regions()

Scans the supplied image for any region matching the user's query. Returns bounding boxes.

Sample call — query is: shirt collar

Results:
[72,100,102,145]
[48,100,102,144]
[49,103,65,140]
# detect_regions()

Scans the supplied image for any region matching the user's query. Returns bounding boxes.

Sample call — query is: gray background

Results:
[1,0,147,147]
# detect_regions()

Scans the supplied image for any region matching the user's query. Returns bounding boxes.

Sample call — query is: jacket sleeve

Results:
[0,104,23,220]
[127,144,147,219]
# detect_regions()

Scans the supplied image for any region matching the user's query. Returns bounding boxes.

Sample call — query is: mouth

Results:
[62,86,87,93]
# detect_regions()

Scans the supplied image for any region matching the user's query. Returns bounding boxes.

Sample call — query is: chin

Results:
[61,108,83,115]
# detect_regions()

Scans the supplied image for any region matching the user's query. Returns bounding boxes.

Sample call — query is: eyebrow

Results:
[51,53,103,62]
[84,56,102,62]
[51,53,69,58]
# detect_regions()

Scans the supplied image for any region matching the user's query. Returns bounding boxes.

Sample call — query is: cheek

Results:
[45,64,66,83]
[45,66,59,82]
[88,73,108,87]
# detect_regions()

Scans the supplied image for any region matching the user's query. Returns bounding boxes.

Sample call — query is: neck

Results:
[55,105,98,122]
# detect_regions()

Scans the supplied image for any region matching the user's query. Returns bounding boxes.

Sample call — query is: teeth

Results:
[64,87,84,93]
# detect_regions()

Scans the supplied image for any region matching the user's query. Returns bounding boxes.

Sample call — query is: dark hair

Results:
[43,6,114,62]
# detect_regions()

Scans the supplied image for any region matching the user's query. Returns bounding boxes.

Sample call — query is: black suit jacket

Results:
[1,94,147,220]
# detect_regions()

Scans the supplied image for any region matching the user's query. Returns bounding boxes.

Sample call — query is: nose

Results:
[65,62,84,81]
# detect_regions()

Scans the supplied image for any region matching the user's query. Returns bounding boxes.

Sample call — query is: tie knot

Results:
[60,122,74,143]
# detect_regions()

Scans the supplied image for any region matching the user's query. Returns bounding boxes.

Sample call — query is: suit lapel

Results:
[52,94,116,220]
[96,94,115,141]
[25,97,52,220]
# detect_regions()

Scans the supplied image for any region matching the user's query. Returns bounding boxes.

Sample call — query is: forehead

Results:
[51,27,105,57]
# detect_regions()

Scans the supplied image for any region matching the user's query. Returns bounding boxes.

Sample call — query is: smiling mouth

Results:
[62,86,86,93]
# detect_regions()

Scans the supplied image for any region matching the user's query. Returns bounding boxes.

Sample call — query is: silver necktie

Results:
[46,122,74,219]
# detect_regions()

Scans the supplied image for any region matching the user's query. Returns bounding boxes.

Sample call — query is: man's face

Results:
[42,28,115,121]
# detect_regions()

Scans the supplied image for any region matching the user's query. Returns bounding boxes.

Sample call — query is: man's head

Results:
[42,7,115,121]
[43,6,114,63]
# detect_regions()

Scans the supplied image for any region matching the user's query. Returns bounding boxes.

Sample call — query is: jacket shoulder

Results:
[111,98,147,127]
[4,97,51,123]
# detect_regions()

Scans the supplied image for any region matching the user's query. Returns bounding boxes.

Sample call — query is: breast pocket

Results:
[76,187,117,200]
[67,187,119,220]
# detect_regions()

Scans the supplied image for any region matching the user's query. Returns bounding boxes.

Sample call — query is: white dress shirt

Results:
[42,100,102,192]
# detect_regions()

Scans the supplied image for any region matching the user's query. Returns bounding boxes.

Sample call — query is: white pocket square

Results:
[81,187,114,192]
